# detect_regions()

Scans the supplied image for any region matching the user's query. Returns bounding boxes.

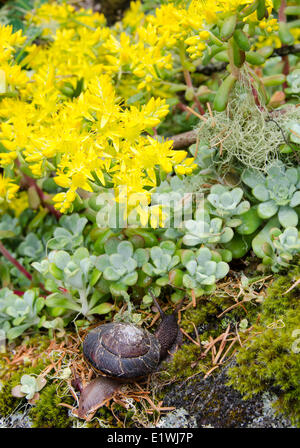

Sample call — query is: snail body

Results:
[77,296,182,418]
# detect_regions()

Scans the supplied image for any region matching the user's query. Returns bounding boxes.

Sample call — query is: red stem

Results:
[0,241,32,281]
[278,0,286,22]
[15,159,61,220]
[278,0,289,88]
[23,174,62,220]
[183,69,205,115]
[0,241,49,293]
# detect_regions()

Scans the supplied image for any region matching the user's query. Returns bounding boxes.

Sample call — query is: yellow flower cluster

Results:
[25,2,106,38]
[0,0,280,216]
[0,24,27,94]
[0,173,19,205]
[185,31,210,61]
[0,3,198,214]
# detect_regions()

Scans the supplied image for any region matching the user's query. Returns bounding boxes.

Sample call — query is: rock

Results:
[162,361,294,428]
[155,408,197,428]
[0,412,32,428]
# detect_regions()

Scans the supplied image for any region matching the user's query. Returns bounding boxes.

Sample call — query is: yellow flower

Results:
[123,1,145,29]
[0,173,19,204]
[9,191,29,217]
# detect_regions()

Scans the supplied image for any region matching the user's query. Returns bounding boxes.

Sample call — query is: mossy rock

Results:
[162,361,293,428]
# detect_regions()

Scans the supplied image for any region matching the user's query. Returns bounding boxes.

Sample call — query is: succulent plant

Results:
[0,288,45,340]
[181,247,229,295]
[18,233,44,260]
[152,177,194,224]
[33,248,113,318]
[207,185,250,226]
[0,214,21,238]
[262,227,300,272]
[96,240,140,294]
[188,142,217,172]
[142,241,180,283]
[47,213,88,250]
[285,69,300,96]
[183,208,234,246]
[11,374,46,402]
[242,162,300,228]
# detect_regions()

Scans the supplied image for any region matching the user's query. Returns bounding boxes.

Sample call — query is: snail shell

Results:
[83,322,161,379]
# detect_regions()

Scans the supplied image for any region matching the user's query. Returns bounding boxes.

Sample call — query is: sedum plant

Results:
[242,162,300,228]
[207,185,250,227]
[47,214,88,251]
[33,248,113,320]
[12,374,47,403]
[183,208,234,246]
[285,69,300,97]
[18,233,44,261]
[95,240,140,296]
[0,288,45,340]
[142,241,180,285]
[262,227,300,272]
[181,247,229,297]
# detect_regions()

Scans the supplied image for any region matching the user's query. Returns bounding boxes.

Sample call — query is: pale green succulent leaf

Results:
[257,200,278,219]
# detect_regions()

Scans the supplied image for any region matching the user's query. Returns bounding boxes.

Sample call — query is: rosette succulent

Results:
[151,177,194,228]
[207,185,250,226]
[183,209,233,246]
[181,247,229,296]
[33,248,112,318]
[47,213,88,251]
[262,227,300,272]
[11,374,46,403]
[242,162,300,227]
[96,240,139,293]
[285,69,300,96]
[142,241,180,283]
[0,288,45,340]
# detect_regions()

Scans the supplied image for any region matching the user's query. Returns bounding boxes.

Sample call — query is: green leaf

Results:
[236,207,263,235]
[7,323,32,340]
[278,206,298,228]
[223,233,252,259]
[257,201,278,219]
[88,302,113,315]
[252,216,280,258]
[0,230,15,239]
[122,271,138,286]
[45,293,81,312]
[54,251,70,270]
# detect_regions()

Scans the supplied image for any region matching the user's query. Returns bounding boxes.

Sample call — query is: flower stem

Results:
[0,241,32,281]
[279,0,290,87]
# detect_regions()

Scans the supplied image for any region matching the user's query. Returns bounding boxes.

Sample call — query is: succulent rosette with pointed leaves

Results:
[242,162,300,228]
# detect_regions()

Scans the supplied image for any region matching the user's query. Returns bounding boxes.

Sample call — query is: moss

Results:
[29,384,74,428]
[0,359,48,417]
[261,262,300,322]
[160,343,206,381]
[227,264,300,426]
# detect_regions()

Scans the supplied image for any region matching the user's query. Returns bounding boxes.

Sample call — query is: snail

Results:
[77,294,182,419]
